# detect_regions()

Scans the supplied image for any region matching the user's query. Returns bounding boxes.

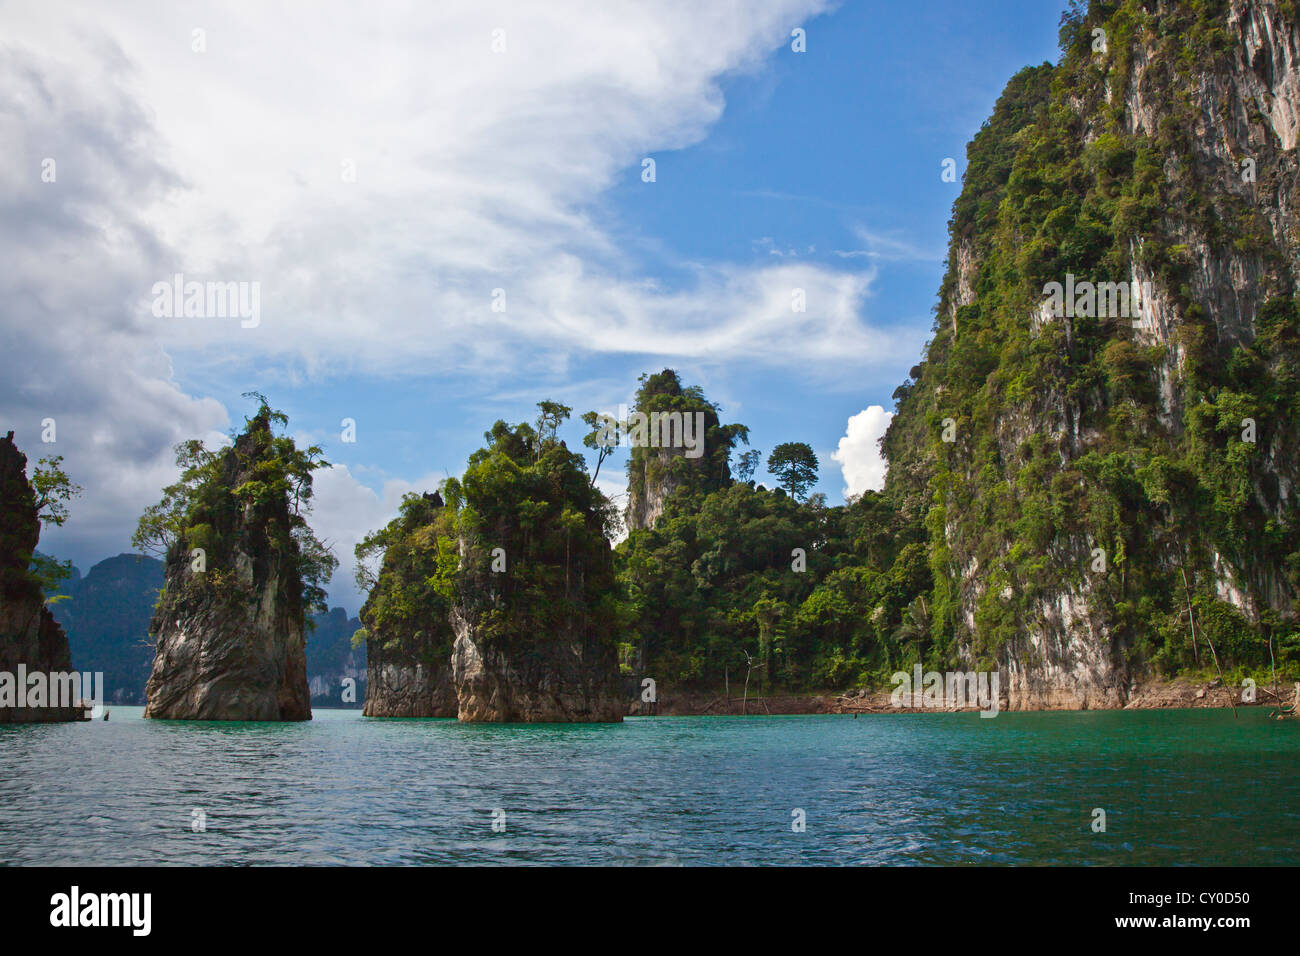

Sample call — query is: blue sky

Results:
[4,0,1064,612]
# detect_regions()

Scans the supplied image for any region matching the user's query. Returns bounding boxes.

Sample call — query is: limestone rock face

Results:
[885,0,1300,710]
[0,432,80,723]
[625,444,713,533]
[361,419,627,722]
[362,657,457,717]
[448,507,625,723]
[623,369,739,533]
[144,420,311,721]
[357,491,459,717]
[143,569,310,720]
[450,601,625,723]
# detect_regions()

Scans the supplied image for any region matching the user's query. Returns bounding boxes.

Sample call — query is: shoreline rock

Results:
[632,678,1298,716]
[0,432,81,724]
[362,659,457,718]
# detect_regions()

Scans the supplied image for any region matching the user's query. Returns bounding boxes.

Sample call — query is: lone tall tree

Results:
[766,442,819,500]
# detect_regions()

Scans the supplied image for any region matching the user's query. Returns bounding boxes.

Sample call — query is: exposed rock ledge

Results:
[634,679,1297,716]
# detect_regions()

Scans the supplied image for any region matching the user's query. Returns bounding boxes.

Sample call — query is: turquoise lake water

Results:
[1,707,1296,865]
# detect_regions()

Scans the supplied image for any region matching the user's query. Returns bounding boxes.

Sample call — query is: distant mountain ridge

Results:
[50,553,161,705]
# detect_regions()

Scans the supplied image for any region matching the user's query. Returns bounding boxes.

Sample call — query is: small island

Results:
[135,398,335,721]
[358,405,624,721]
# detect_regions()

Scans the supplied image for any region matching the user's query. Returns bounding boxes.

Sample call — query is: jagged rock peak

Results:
[624,369,746,532]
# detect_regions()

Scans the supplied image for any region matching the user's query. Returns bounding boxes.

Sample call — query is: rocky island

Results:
[356,491,459,718]
[358,406,625,721]
[0,432,82,723]
[879,0,1300,709]
[137,399,335,721]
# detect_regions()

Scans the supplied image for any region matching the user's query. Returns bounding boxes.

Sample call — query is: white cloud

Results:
[3,0,867,380]
[1,0,910,590]
[832,405,893,498]
[307,464,449,614]
[593,472,630,546]
[834,224,942,263]
[0,40,230,572]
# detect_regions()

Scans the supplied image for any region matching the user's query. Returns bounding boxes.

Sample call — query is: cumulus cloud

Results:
[307,464,448,613]
[832,405,893,498]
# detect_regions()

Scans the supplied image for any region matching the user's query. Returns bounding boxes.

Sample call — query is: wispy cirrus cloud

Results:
[834,224,944,263]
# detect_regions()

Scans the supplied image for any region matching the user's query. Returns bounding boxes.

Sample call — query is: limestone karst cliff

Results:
[360,414,625,721]
[357,491,458,717]
[882,0,1300,708]
[42,555,361,707]
[0,432,81,723]
[450,476,625,722]
[624,370,747,532]
[142,404,333,720]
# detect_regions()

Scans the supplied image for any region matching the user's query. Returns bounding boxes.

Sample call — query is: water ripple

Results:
[0,708,1295,865]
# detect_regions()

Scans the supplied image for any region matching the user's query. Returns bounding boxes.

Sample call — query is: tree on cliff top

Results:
[30,454,80,595]
[766,442,819,501]
[30,455,81,529]
[1,433,81,597]
[132,396,337,624]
